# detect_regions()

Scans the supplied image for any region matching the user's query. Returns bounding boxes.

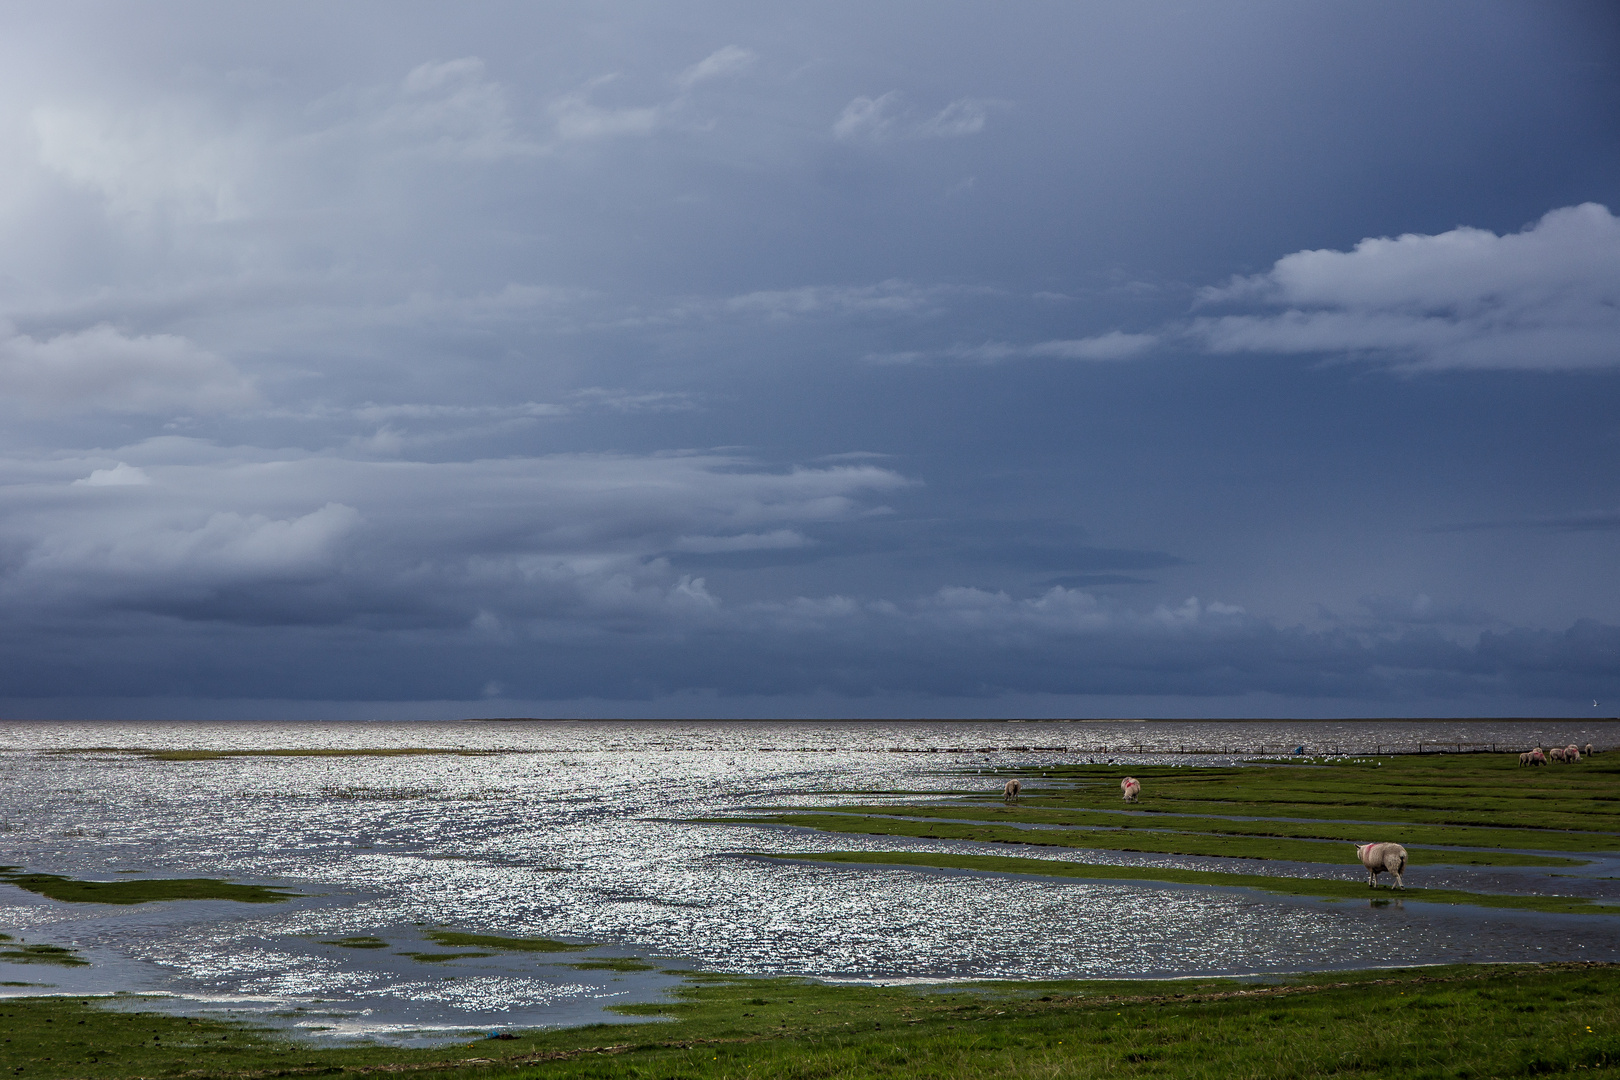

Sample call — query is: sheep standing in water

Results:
[1003,779,1021,802]
[1356,842,1408,889]
[1121,776,1141,802]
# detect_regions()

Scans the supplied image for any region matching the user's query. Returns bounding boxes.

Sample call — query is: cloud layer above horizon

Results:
[0,1,1617,716]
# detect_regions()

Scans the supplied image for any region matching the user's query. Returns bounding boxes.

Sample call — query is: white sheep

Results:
[1356,842,1407,889]
[1003,779,1021,802]
[1584,743,1597,756]
[1566,744,1581,762]
[1550,746,1566,763]
[1121,776,1141,802]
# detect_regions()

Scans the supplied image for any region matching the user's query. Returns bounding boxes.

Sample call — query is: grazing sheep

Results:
[1585,744,1597,756]
[1529,748,1546,766]
[1121,776,1141,802]
[1003,779,1021,802]
[1550,746,1566,762]
[1355,842,1408,889]
[1567,744,1581,762]
[1519,751,1534,766]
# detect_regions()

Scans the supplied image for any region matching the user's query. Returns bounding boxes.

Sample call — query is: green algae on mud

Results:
[320,936,389,949]
[423,929,585,952]
[569,957,657,971]
[759,850,1620,916]
[397,950,497,962]
[3,963,1618,1080]
[0,867,300,905]
[0,934,86,966]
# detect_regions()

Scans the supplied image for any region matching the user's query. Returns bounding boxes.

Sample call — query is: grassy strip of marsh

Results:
[0,867,299,905]
[783,802,1620,854]
[1009,756,1620,833]
[729,812,1584,867]
[3,963,1617,1079]
[761,850,1620,915]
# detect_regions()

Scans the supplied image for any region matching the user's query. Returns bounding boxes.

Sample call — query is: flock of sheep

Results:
[994,742,1605,892]
[1519,743,1596,766]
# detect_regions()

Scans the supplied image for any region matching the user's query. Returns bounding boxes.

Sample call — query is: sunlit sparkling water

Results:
[2,719,1618,1040]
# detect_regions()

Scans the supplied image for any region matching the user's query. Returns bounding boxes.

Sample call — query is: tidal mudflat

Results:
[2,718,1619,1052]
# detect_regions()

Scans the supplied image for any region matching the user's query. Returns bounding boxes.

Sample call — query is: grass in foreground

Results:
[758,850,1620,916]
[2,963,1617,1079]
[0,867,300,905]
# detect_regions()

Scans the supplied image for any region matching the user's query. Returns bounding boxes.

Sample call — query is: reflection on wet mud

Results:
[1,719,1617,1040]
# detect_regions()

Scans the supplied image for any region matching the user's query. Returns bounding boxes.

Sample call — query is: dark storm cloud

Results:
[0,2,1616,715]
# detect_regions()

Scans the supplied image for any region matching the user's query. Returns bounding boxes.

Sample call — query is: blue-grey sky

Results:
[1,1,1617,719]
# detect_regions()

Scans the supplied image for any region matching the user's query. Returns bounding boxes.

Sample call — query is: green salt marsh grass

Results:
[764,802,1620,854]
[0,867,299,905]
[1009,754,1620,833]
[732,812,1584,867]
[2,963,1617,1079]
[714,752,1620,916]
[759,850,1620,916]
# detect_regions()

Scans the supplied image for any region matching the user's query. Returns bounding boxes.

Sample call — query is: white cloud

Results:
[726,280,970,319]
[32,104,250,222]
[382,57,540,159]
[917,98,990,138]
[549,91,664,141]
[1025,332,1157,361]
[833,93,998,142]
[866,331,1157,365]
[677,46,757,89]
[0,324,259,414]
[832,92,903,141]
[1191,203,1620,371]
[74,463,152,487]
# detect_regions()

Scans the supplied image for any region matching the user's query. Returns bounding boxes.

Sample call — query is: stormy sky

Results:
[1,1,1618,719]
